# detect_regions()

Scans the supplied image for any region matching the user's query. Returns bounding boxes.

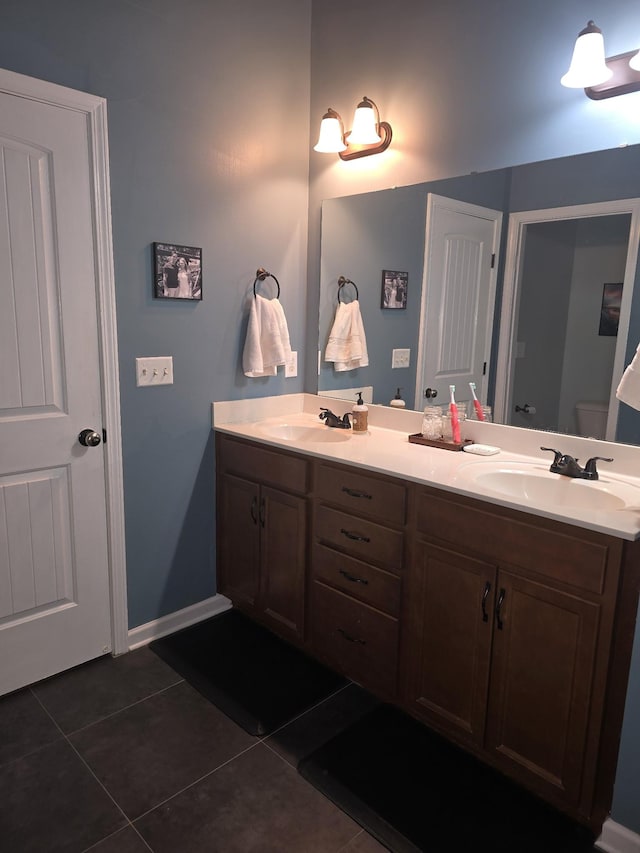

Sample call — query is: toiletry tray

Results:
[408,434,474,452]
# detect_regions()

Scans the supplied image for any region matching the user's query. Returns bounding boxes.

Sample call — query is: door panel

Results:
[0,89,112,695]
[416,195,501,410]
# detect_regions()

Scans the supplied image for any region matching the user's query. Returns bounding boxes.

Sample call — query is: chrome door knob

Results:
[78,428,102,447]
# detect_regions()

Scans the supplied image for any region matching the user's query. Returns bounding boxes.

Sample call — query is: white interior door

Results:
[0,83,116,695]
[415,195,502,412]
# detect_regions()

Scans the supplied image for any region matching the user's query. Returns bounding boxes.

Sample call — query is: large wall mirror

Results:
[317,145,640,446]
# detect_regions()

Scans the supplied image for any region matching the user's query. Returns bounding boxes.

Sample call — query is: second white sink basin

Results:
[258,423,351,443]
[460,462,640,512]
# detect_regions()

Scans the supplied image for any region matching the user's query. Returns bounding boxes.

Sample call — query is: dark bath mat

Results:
[150,608,347,736]
[298,704,598,853]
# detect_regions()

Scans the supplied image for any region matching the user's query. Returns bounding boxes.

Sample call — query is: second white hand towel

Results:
[616,342,640,410]
[325,300,369,372]
[243,294,292,378]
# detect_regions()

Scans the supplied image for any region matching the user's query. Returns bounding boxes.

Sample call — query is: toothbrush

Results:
[449,384,461,444]
[469,381,486,421]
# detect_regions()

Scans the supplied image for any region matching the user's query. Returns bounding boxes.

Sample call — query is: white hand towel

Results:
[616,342,640,411]
[325,301,369,372]
[243,295,292,378]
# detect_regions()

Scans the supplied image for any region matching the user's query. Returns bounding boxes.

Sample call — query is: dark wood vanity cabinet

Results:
[216,434,308,644]
[215,434,640,830]
[402,485,634,824]
[309,462,407,698]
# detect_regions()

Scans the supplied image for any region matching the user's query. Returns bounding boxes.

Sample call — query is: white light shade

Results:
[561,21,612,88]
[313,111,346,153]
[629,50,640,71]
[348,98,382,145]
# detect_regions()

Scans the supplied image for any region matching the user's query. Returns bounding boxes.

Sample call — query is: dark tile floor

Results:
[0,646,386,853]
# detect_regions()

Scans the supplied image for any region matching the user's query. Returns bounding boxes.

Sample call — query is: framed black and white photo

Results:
[153,242,202,301]
[381,269,408,309]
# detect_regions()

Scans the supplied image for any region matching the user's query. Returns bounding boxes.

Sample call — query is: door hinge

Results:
[102,428,107,444]
[491,253,496,269]
[483,362,487,376]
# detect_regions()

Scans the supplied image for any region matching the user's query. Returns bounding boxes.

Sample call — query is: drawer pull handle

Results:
[339,569,369,585]
[496,588,506,630]
[481,581,492,623]
[259,497,266,528]
[342,486,372,500]
[250,496,258,525]
[338,628,366,645]
[340,528,371,543]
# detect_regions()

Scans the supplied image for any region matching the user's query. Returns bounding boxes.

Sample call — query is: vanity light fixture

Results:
[562,20,640,99]
[313,96,392,160]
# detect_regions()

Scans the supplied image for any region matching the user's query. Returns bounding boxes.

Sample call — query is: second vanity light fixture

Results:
[562,20,640,99]
[314,96,392,160]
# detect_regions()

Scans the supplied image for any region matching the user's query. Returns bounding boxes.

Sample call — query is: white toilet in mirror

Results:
[575,401,608,440]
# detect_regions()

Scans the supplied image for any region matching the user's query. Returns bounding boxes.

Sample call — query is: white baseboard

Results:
[597,819,640,853]
[127,594,232,650]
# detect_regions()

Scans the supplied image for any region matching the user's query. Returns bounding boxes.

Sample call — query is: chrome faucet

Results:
[319,408,352,429]
[540,447,613,481]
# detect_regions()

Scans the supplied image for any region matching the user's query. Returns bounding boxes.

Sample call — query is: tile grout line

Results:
[29,686,152,852]
[261,679,355,740]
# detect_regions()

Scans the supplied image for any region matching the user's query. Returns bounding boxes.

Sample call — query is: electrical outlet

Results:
[392,348,410,369]
[285,351,298,377]
[136,356,174,386]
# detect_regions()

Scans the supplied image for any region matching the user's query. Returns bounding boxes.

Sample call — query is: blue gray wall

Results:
[0,0,311,628]
[309,0,640,834]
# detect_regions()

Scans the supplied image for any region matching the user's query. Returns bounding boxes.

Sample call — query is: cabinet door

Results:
[486,571,600,807]
[259,485,306,643]
[404,541,496,747]
[218,473,260,609]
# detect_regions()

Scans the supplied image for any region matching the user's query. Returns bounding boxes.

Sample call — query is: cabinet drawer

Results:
[315,504,404,571]
[312,542,401,616]
[311,580,399,696]
[216,433,308,494]
[315,462,407,526]
[416,488,619,595]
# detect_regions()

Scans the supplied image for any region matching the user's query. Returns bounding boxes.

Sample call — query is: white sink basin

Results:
[258,423,351,443]
[460,462,640,512]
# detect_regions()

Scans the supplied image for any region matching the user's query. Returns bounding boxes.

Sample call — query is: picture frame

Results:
[153,242,202,301]
[381,269,408,309]
[599,282,622,336]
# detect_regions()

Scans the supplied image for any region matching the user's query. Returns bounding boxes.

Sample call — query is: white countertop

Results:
[213,394,640,540]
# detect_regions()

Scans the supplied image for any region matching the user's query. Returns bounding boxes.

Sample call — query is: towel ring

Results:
[338,275,359,302]
[253,267,281,299]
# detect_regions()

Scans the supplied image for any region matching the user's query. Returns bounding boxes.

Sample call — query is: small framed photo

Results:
[599,282,622,336]
[381,270,408,309]
[153,242,202,301]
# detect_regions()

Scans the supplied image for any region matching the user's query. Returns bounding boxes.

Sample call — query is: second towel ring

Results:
[253,267,281,299]
[338,275,359,302]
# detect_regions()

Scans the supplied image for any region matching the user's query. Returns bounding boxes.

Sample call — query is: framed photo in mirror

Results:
[599,282,622,336]
[153,242,202,300]
[381,269,408,309]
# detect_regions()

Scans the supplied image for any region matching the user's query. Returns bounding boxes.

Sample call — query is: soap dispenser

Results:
[390,387,406,408]
[352,392,368,434]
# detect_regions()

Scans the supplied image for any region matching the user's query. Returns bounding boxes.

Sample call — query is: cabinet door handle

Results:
[339,569,369,585]
[337,628,366,645]
[481,581,492,623]
[259,497,266,528]
[340,528,371,543]
[250,496,258,525]
[341,486,372,500]
[496,588,506,630]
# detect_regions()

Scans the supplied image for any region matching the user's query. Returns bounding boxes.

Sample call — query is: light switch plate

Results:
[136,356,174,386]
[392,348,410,369]
[285,351,298,378]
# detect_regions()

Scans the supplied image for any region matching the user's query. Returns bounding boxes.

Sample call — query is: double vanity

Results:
[213,393,640,833]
